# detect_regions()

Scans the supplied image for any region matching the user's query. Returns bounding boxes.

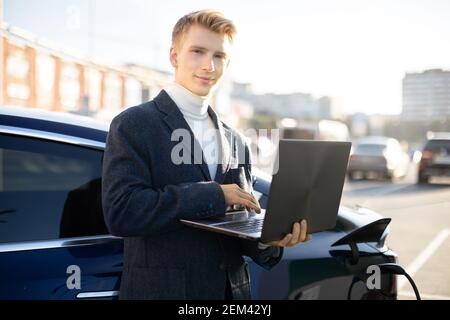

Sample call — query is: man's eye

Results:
[193,50,202,54]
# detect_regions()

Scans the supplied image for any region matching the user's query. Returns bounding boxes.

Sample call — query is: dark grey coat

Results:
[102,90,282,300]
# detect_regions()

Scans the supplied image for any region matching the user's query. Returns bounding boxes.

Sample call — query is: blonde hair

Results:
[172,10,237,48]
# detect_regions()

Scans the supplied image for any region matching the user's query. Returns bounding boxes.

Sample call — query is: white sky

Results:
[4,0,450,115]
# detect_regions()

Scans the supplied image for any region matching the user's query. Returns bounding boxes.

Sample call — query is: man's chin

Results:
[192,86,214,97]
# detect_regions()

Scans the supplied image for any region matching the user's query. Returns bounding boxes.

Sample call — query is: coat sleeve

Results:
[241,239,283,270]
[102,111,227,238]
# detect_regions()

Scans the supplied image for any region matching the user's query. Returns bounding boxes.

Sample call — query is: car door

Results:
[0,132,123,300]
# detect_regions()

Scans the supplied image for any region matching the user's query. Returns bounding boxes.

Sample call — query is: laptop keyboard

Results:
[221,219,264,234]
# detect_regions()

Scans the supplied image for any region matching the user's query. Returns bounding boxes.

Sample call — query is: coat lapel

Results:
[207,106,232,184]
[154,90,211,181]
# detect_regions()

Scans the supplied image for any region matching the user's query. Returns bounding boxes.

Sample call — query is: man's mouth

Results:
[195,75,214,81]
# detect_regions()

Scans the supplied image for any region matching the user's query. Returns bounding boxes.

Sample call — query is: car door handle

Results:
[0,209,15,214]
[61,235,122,247]
[76,290,119,299]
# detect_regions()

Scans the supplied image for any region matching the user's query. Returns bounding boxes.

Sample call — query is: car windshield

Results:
[354,144,386,155]
[424,139,450,152]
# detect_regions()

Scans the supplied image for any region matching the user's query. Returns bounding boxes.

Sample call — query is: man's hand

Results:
[220,184,261,213]
[265,219,312,247]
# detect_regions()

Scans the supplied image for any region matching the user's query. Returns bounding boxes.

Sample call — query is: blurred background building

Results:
[231,82,341,121]
[402,69,450,121]
[0,23,173,122]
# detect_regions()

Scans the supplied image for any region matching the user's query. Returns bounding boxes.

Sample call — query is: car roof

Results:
[355,136,396,145]
[1,106,110,131]
[426,132,450,140]
[0,106,110,143]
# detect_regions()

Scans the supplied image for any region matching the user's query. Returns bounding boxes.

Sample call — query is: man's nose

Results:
[201,55,215,72]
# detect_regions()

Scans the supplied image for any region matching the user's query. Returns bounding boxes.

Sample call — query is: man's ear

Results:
[169,47,178,68]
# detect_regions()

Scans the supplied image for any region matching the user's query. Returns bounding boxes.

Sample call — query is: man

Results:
[102,10,310,300]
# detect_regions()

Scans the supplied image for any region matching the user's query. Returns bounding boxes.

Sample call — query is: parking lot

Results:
[341,163,450,300]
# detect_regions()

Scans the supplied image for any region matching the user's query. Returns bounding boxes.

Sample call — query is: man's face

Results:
[170,24,232,97]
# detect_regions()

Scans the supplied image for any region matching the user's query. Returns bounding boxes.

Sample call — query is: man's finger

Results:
[270,234,290,247]
[279,233,293,247]
[236,188,260,209]
[238,199,260,212]
[246,206,260,213]
[299,220,307,242]
[238,195,261,213]
[245,196,261,213]
[289,222,300,245]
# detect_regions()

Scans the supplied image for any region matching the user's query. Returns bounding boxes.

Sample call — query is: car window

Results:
[424,139,450,152]
[0,133,108,244]
[354,144,386,155]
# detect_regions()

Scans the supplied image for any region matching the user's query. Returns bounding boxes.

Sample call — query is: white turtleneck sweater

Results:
[164,82,219,180]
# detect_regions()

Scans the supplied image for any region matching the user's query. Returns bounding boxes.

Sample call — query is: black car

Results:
[418,132,450,184]
[0,106,400,300]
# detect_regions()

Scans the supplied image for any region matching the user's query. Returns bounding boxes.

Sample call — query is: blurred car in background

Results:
[280,119,350,142]
[347,136,410,181]
[417,132,450,184]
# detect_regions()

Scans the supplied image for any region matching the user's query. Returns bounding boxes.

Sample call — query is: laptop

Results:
[180,139,352,243]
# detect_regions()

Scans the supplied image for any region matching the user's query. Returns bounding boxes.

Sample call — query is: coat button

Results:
[219,263,226,270]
